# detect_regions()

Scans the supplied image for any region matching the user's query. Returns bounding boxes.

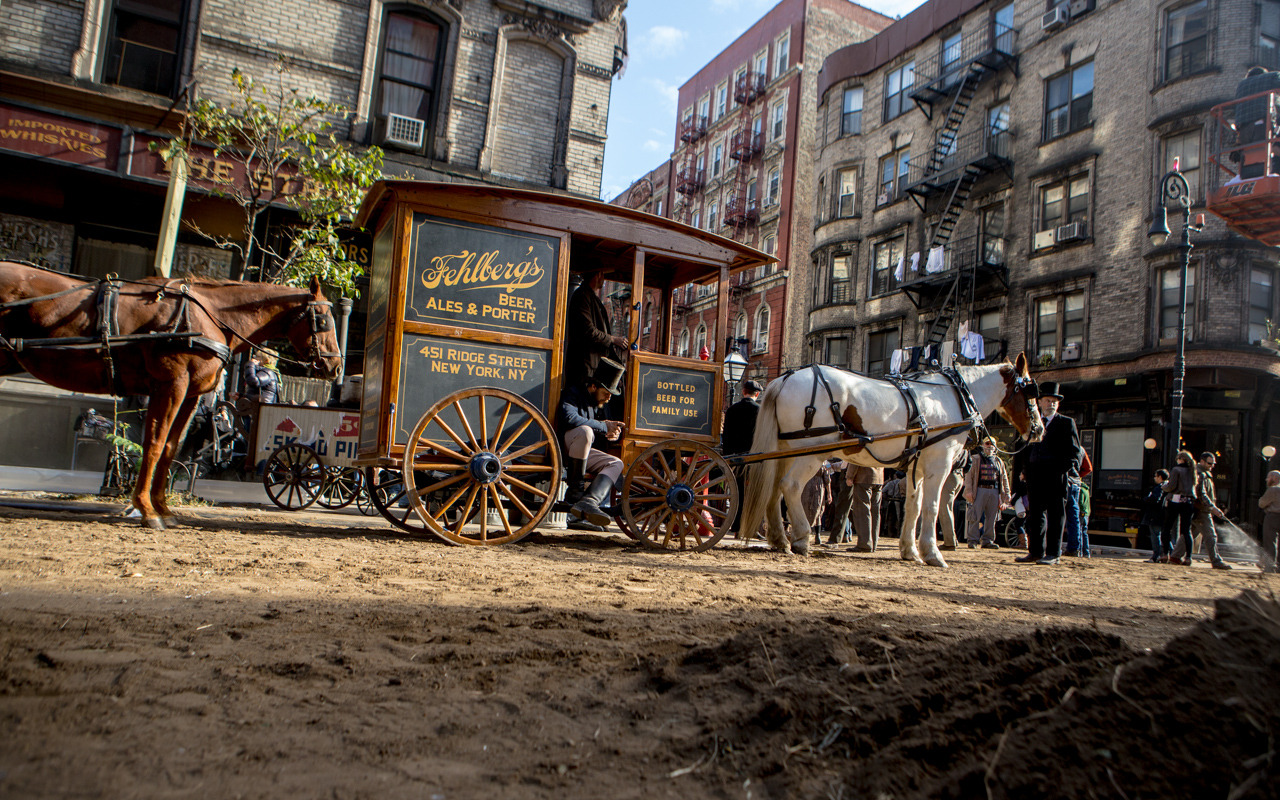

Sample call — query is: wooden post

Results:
[153,152,188,277]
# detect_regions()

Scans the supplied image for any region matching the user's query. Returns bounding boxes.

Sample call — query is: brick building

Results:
[0,0,627,468]
[808,0,1280,532]
[613,0,891,382]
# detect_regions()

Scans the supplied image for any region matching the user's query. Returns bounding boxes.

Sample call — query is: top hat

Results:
[1038,381,1064,399]
[590,357,626,396]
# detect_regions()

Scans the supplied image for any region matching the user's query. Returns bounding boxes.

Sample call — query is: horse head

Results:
[995,353,1044,442]
[283,275,343,379]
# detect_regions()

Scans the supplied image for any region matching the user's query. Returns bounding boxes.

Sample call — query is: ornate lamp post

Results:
[723,343,748,406]
[1148,163,1204,459]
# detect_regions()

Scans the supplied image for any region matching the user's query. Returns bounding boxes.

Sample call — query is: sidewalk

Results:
[0,465,272,507]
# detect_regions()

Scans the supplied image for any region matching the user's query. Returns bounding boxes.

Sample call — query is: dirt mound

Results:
[639,591,1279,799]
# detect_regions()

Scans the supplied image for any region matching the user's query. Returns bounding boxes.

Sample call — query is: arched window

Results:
[753,305,770,353]
[734,313,748,343]
[678,328,690,358]
[695,324,708,357]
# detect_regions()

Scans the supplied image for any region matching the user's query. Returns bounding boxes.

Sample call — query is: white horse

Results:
[740,354,1044,567]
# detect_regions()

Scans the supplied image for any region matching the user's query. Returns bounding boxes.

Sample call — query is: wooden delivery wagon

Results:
[351,181,774,551]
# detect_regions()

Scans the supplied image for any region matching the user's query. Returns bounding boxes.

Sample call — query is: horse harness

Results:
[773,364,987,468]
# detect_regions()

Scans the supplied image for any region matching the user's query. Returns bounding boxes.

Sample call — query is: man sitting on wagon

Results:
[557,358,627,532]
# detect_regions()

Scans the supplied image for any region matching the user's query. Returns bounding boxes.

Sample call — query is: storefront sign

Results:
[1098,469,1141,491]
[395,334,549,444]
[636,365,714,436]
[0,212,74,272]
[405,214,557,338]
[0,104,121,170]
[127,133,302,197]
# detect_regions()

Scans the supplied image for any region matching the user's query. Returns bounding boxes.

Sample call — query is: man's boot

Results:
[564,458,586,505]
[571,473,615,528]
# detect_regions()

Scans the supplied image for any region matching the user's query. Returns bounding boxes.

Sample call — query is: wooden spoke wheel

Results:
[262,443,325,511]
[363,466,432,534]
[403,388,560,546]
[354,478,380,516]
[315,466,363,510]
[620,439,738,553]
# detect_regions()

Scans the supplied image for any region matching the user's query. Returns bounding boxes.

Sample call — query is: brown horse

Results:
[0,261,342,528]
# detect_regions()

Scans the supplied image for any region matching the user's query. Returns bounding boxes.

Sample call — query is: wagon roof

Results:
[356,181,776,287]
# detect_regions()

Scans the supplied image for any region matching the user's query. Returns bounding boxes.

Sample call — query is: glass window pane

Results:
[1072,62,1094,97]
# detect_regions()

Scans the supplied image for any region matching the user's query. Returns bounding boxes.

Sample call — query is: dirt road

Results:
[0,497,1276,799]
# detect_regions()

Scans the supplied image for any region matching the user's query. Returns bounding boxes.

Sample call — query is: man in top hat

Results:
[1012,381,1080,565]
[566,268,629,390]
[557,357,627,531]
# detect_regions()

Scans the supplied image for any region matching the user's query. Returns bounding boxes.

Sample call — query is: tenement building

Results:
[616,0,890,382]
[807,0,1280,532]
[0,0,626,468]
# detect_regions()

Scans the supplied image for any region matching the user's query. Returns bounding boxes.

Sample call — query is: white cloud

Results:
[642,139,662,152]
[646,78,679,114]
[644,26,687,58]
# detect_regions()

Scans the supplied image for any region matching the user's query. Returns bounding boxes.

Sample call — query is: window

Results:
[747,179,758,205]
[103,0,185,95]
[1163,129,1202,200]
[988,102,1011,155]
[824,336,850,367]
[884,62,915,121]
[878,148,910,204]
[763,234,776,255]
[1157,265,1197,341]
[695,324,708,356]
[767,168,781,205]
[775,32,790,77]
[771,102,786,140]
[1040,175,1090,231]
[678,328,690,358]
[708,202,718,231]
[692,209,701,228]
[1165,0,1209,81]
[941,32,963,78]
[994,3,1015,51]
[871,237,904,297]
[712,143,723,177]
[755,52,769,79]
[1250,267,1277,342]
[982,204,1006,265]
[1263,1,1280,70]
[734,69,746,103]
[867,328,900,377]
[842,87,863,135]
[644,303,653,335]
[377,11,446,147]
[754,304,771,353]
[1036,291,1085,360]
[1045,62,1094,140]
[828,253,852,303]
[837,168,857,217]
[977,309,1002,361]
[735,313,748,342]
[699,97,710,122]
[716,83,728,119]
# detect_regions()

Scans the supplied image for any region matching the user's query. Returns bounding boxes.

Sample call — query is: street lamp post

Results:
[1148,164,1204,460]
[723,342,748,406]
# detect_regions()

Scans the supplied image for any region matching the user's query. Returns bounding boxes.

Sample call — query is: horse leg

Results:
[899,471,925,564]
[779,461,814,556]
[132,389,186,529]
[152,394,200,527]
[762,459,791,552]
[916,481,949,569]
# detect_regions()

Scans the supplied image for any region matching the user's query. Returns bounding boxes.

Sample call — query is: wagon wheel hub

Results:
[468,451,503,485]
[665,484,696,512]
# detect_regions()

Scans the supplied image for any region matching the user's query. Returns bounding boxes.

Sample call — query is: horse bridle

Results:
[994,374,1041,456]
[294,300,342,366]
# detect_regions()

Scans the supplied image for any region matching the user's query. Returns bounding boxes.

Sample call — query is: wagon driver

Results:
[557,358,627,531]
[565,267,629,389]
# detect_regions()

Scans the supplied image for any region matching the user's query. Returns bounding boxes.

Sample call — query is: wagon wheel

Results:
[262,443,325,511]
[403,387,560,546]
[354,478,380,516]
[315,466,363,510]
[620,439,738,553]
[363,466,432,534]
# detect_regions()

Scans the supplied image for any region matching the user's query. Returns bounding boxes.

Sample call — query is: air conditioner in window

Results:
[1067,0,1094,17]
[1056,221,1087,242]
[1041,4,1069,30]
[1061,342,1081,361]
[876,192,890,206]
[1034,229,1057,249]
[379,113,425,150]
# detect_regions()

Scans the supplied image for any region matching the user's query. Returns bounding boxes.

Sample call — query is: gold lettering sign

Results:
[421,247,546,294]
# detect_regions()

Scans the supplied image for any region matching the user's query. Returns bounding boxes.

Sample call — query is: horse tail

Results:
[740,376,784,539]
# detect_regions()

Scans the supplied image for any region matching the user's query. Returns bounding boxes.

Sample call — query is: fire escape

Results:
[724,70,766,235]
[900,24,1019,348]
[674,113,708,225]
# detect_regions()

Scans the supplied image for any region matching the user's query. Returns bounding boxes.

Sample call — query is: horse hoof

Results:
[925,556,949,568]
[161,516,178,528]
[143,517,165,530]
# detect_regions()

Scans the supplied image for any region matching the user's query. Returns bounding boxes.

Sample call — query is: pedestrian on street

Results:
[1258,469,1280,572]
[1169,451,1233,569]
[1013,382,1080,565]
[1142,469,1170,562]
[962,437,1010,548]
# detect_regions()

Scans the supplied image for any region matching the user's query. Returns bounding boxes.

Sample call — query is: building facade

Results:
[614,0,890,382]
[808,0,1280,533]
[0,0,627,469]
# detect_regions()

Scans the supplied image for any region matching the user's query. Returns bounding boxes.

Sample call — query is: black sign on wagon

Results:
[395,334,549,444]
[636,365,714,436]
[406,213,558,338]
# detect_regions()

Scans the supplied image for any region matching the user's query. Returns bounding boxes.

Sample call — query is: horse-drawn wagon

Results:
[350,181,775,550]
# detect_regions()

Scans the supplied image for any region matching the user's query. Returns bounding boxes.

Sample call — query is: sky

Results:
[599,0,926,201]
